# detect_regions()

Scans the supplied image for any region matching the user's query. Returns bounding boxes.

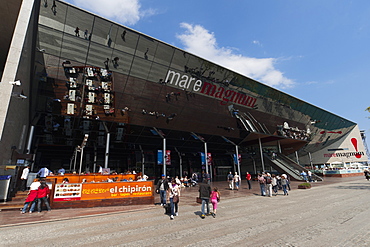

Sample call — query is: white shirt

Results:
[21,167,29,180]
[29,181,41,190]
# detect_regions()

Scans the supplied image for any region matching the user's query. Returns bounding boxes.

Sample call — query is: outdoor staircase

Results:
[0,191,27,211]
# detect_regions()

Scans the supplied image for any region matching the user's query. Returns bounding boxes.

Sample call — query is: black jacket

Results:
[199,182,212,198]
[156,178,169,192]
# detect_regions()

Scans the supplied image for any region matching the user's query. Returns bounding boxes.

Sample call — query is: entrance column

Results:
[258,137,265,171]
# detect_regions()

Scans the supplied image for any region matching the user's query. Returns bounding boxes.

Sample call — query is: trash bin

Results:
[0,175,12,201]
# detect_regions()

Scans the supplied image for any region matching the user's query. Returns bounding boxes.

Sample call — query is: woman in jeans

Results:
[281,174,289,196]
[167,178,180,220]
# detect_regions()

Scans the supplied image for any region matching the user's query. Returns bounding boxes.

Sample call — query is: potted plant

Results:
[298,182,311,189]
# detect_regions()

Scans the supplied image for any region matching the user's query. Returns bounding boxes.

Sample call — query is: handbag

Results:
[196,197,201,204]
[173,195,179,203]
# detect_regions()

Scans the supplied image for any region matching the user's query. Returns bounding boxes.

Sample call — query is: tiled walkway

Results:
[0,176,363,227]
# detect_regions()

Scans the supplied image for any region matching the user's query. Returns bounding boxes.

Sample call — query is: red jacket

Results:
[37,186,50,198]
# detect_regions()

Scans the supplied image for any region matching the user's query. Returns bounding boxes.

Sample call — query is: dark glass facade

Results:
[30,1,357,178]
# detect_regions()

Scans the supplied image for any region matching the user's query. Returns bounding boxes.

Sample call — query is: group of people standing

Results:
[258,172,290,196]
[21,179,51,214]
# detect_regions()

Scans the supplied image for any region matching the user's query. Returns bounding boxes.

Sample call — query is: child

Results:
[37,181,51,212]
[210,187,220,217]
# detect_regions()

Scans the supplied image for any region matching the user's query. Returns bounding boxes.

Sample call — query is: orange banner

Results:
[81,181,153,200]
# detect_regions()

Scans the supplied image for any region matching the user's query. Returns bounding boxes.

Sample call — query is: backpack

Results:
[265,176,272,184]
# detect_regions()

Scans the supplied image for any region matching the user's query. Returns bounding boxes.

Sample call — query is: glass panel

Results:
[135,35,157,62]
[113,27,139,55]
[38,0,68,32]
[147,63,169,83]
[129,56,152,80]
[153,42,174,67]
[37,26,63,57]
[171,49,189,71]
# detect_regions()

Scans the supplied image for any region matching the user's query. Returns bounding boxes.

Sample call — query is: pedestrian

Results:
[37,166,49,178]
[104,58,109,70]
[20,165,30,192]
[265,173,273,197]
[167,178,180,220]
[198,179,212,219]
[227,171,234,190]
[233,172,240,190]
[301,171,308,181]
[257,173,266,196]
[37,181,51,212]
[281,174,289,195]
[74,27,80,37]
[84,29,88,39]
[57,167,65,175]
[364,170,370,181]
[271,174,278,195]
[156,174,169,206]
[21,179,41,214]
[245,171,252,190]
[307,170,312,182]
[210,187,220,217]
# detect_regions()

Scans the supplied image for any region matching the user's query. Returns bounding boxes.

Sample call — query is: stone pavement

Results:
[0,176,361,227]
[1,176,370,247]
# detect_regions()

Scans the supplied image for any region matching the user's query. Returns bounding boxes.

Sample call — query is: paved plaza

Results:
[0,176,369,246]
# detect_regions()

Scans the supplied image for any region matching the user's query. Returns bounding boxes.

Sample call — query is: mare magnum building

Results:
[0,0,368,180]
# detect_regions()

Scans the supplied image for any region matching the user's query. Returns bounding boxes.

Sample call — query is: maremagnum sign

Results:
[165,70,257,108]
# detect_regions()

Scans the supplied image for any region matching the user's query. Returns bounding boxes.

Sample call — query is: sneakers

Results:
[212,213,216,218]
[29,211,32,214]
[175,212,178,216]
[21,211,25,214]
[201,214,205,219]
[160,203,163,206]
[170,215,174,220]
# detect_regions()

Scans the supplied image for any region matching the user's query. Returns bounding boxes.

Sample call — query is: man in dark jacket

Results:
[156,174,169,206]
[199,180,212,218]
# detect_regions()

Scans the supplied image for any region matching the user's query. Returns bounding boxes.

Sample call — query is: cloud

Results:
[176,23,294,88]
[66,0,152,25]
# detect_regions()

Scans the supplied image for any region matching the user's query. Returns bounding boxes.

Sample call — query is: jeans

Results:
[37,197,51,212]
[246,180,251,189]
[159,190,166,205]
[260,183,266,196]
[22,201,36,213]
[282,184,288,195]
[201,198,210,215]
[266,184,272,196]
[228,181,234,190]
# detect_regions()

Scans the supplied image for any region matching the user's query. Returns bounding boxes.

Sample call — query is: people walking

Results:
[271,174,278,195]
[265,173,273,197]
[156,174,169,206]
[199,180,212,219]
[257,173,266,196]
[307,170,312,182]
[281,174,289,196]
[364,170,370,181]
[245,171,252,190]
[233,172,240,190]
[227,171,234,190]
[210,187,220,217]
[167,178,180,220]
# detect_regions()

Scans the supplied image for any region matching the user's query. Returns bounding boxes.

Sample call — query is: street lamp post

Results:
[222,136,241,183]
[191,132,209,177]
[78,134,89,174]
